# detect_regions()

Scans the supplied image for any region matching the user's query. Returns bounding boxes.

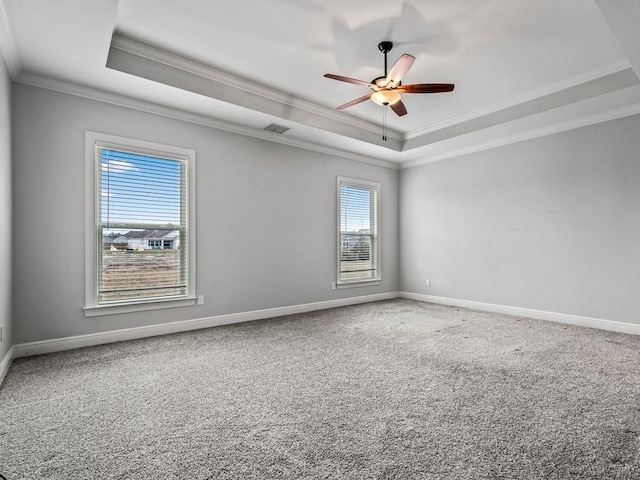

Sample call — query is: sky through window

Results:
[100,148,183,228]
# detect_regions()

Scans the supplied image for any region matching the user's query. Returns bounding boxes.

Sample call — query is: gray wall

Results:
[400,114,640,325]
[0,51,11,360]
[11,84,399,344]
[11,80,639,346]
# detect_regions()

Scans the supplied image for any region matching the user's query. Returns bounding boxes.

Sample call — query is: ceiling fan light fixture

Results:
[370,89,401,106]
[324,40,454,117]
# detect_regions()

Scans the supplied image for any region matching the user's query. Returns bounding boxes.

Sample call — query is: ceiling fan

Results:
[324,41,454,117]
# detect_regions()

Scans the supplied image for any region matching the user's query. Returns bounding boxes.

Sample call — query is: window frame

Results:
[336,176,381,288]
[84,131,197,317]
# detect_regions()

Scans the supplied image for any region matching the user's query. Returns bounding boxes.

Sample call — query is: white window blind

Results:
[97,146,188,304]
[338,177,380,284]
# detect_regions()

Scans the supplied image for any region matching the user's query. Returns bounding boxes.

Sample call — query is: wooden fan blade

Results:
[324,73,372,88]
[390,100,408,116]
[386,54,415,87]
[397,83,455,94]
[336,93,372,110]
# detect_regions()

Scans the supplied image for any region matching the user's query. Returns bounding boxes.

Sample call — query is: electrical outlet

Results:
[197,295,205,305]
[331,282,336,290]
[425,279,431,287]
[0,326,3,342]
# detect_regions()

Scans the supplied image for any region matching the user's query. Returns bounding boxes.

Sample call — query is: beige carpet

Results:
[1,299,639,479]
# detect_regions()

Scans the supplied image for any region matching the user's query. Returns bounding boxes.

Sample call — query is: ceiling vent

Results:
[263,123,290,134]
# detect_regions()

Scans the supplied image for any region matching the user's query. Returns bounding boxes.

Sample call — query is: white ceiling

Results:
[1,0,640,166]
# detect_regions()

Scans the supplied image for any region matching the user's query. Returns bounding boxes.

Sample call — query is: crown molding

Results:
[16,53,640,171]
[16,72,399,170]
[0,0,20,77]
[405,60,632,140]
[18,69,640,172]
[401,88,640,169]
[110,33,403,143]
[596,0,640,80]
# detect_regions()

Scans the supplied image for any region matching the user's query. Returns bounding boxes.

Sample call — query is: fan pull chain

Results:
[382,107,387,141]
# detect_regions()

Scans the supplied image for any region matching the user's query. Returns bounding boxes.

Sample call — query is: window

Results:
[85,132,196,316]
[337,177,380,287]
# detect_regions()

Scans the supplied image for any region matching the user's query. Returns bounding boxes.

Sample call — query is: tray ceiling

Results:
[2,0,639,166]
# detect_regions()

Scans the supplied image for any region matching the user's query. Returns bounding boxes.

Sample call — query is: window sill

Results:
[336,280,381,290]
[84,296,197,317]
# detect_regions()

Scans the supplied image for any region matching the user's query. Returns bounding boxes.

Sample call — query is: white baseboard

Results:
[400,292,640,336]
[0,346,14,386]
[12,292,399,359]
